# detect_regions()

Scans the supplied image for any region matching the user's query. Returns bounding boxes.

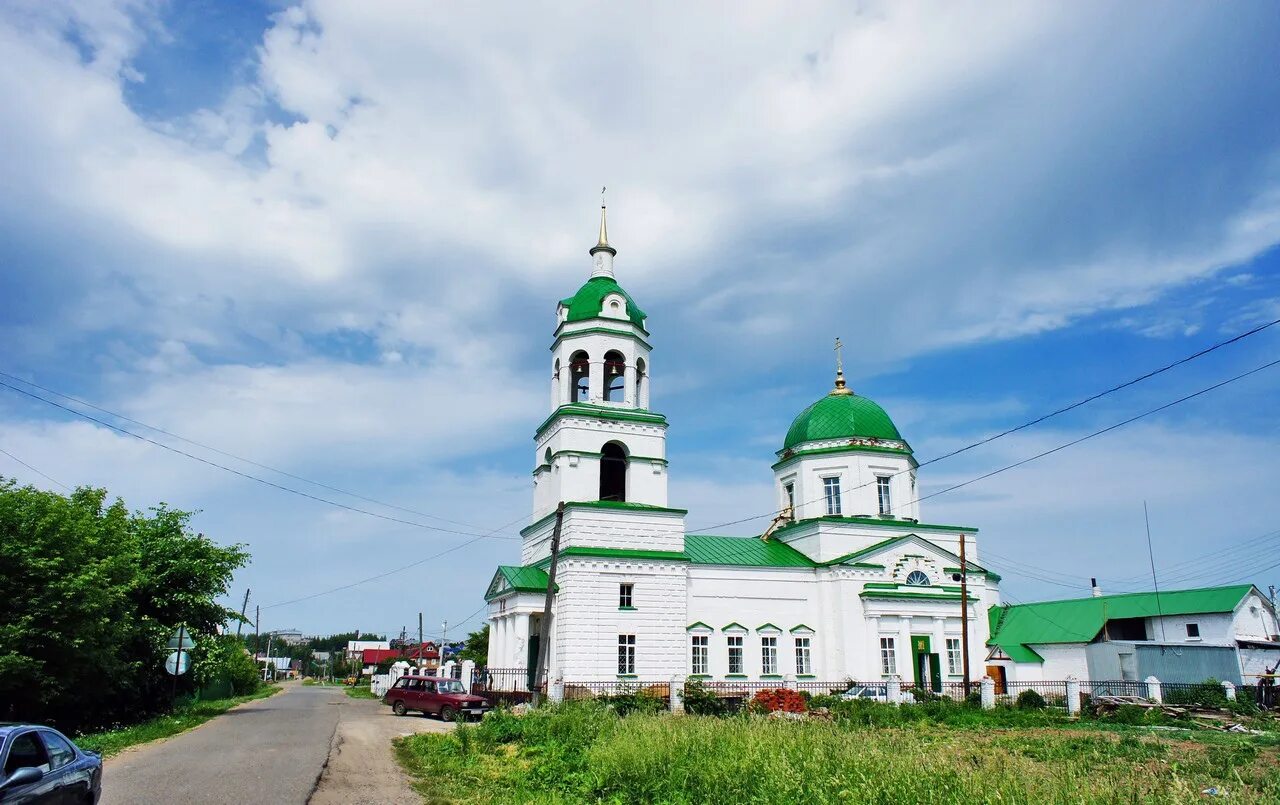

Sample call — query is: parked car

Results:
[382,675,491,722]
[0,724,102,804]
[838,684,915,704]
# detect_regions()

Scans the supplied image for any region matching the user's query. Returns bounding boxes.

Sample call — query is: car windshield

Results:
[436,680,464,694]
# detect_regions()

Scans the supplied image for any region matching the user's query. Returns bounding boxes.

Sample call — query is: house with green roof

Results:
[986,583,1279,686]
[484,207,1001,688]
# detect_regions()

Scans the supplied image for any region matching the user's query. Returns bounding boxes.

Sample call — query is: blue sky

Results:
[2,1,1279,637]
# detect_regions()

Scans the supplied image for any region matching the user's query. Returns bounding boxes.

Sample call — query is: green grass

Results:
[76,685,280,758]
[394,702,1280,804]
[345,684,380,700]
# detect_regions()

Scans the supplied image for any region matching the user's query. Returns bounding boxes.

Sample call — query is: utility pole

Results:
[254,605,261,658]
[235,588,251,638]
[418,612,424,669]
[531,502,566,706]
[959,533,971,697]
[441,620,448,671]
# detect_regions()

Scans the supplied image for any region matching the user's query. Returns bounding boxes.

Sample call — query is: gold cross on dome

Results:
[832,337,851,394]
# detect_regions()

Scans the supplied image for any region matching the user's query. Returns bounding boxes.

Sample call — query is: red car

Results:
[382,675,490,722]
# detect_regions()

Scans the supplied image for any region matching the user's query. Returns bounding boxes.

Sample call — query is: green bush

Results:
[1016,689,1047,710]
[682,679,727,716]
[1164,679,1230,709]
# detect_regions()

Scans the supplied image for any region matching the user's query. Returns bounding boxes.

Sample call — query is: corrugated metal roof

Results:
[988,584,1255,662]
[683,534,816,568]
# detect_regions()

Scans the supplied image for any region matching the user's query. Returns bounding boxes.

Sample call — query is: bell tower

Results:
[531,201,669,515]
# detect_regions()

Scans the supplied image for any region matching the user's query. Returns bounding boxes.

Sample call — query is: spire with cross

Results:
[832,337,852,395]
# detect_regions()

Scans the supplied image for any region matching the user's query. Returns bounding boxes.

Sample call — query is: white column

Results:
[1145,675,1162,704]
[865,615,879,680]
[1223,681,1237,701]
[980,676,995,709]
[514,612,531,670]
[638,360,650,408]
[886,676,902,704]
[623,363,636,406]
[559,359,572,406]
[588,359,604,403]
[897,618,913,686]
[1065,676,1081,716]
[670,675,685,713]
[932,616,947,683]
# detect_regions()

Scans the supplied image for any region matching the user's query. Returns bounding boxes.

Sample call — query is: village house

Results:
[484,208,1000,687]
[986,583,1280,687]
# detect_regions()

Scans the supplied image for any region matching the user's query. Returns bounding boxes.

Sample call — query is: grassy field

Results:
[395,701,1280,804]
[76,685,280,758]
[345,684,381,700]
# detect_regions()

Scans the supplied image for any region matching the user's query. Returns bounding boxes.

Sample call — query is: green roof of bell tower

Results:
[783,391,904,450]
[560,276,647,327]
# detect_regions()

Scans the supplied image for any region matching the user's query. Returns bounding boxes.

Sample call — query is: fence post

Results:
[549,676,564,704]
[1065,676,1081,716]
[783,673,797,691]
[980,676,995,710]
[670,675,685,714]
[1223,681,1236,701]
[460,660,476,693]
[1145,676,1162,704]
[887,676,902,705]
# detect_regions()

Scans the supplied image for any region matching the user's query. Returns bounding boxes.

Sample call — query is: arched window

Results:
[570,351,590,403]
[635,357,646,407]
[543,448,552,469]
[905,571,930,587]
[603,350,625,402]
[599,441,628,502]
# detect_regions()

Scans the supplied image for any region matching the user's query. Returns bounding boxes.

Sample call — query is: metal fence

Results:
[1080,680,1148,699]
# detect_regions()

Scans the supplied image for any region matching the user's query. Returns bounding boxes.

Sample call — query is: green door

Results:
[526,634,539,690]
[910,636,942,692]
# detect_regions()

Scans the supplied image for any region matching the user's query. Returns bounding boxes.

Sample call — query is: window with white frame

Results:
[794,637,812,675]
[761,636,778,675]
[879,637,896,676]
[876,476,892,515]
[946,638,962,675]
[691,635,709,675]
[727,635,744,674]
[619,583,633,608]
[823,476,842,516]
[617,634,636,675]
[1186,623,1200,639]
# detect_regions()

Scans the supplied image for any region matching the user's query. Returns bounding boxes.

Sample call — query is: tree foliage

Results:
[0,478,249,733]
[457,624,489,665]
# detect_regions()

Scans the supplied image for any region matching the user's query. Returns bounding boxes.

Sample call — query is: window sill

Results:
[797,674,816,679]
[688,674,711,679]
[618,606,637,611]
[616,674,638,679]
[761,674,783,679]
[725,674,748,679]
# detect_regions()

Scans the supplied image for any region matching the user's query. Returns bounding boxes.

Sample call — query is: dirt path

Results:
[308,689,453,805]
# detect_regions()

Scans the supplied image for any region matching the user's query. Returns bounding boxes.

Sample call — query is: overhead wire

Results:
[0,445,71,491]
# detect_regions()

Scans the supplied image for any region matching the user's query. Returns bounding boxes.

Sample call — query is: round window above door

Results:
[905,570,930,586]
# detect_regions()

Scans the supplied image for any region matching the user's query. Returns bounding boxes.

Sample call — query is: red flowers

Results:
[751,688,808,714]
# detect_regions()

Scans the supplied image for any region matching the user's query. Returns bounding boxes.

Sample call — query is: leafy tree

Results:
[457,624,489,665]
[0,479,249,732]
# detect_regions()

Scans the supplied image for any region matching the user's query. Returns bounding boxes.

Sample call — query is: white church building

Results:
[485,208,1001,688]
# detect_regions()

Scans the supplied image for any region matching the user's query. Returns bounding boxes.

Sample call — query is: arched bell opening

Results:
[603,350,626,402]
[569,350,590,403]
[635,357,647,407]
[599,441,628,502]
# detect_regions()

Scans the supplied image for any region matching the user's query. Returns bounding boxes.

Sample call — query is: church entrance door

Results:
[911,635,942,692]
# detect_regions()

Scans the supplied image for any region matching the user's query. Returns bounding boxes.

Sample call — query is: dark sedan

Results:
[0,724,101,804]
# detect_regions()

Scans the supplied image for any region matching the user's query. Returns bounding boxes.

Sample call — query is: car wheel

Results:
[393,700,407,716]
[440,706,456,723]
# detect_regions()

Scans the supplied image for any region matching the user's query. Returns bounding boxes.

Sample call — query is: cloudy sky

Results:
[2,0,1279,638]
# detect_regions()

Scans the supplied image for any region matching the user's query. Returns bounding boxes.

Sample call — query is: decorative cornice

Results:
[534,403,667,441]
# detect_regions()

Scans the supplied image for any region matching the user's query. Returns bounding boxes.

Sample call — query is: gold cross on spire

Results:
[832,337,852,394]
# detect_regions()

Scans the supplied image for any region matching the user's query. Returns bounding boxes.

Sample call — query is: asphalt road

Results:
[101,683,343,805]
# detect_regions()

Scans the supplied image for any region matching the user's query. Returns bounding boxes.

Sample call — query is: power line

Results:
[0,378,521,542]
[0,370,506,534]
[0,445,71,491]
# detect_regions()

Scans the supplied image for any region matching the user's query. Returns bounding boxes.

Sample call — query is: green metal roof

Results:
[782,391,904,450]
[987,584,1255,662]
[560,277,646,327]
[683,534,816,568]
[485,565,555,601]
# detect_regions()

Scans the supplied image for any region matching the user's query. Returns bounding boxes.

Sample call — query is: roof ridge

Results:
[1010,583,1253,609]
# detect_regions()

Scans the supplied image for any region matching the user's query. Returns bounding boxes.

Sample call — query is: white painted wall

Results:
[775,444,919,523]
[534,417,669,511]
[521,507,686,567]
[1232,592,1280,640]
[1029,643,1090,680]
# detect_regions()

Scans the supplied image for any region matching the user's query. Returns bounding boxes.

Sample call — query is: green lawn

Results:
[395,702,1280,804]
[76,685,280,758]
[345,684,380,700]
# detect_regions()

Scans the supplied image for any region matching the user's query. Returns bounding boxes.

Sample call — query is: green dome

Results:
[783,391,903,450]
[560,277,646,327]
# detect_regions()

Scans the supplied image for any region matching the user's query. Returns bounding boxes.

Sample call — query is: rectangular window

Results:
[880,637,896,676]
[784,482,795,514]
[691,635,709,675]
[1186,623,1200,639]
[761,636,778,675]
[727,635,743,674]
[617,634,636,675]
[877,476,892,515]
[823,476,842,516]
[794,637,812,675]
[946,638,962,675]
[619,583,633,608]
